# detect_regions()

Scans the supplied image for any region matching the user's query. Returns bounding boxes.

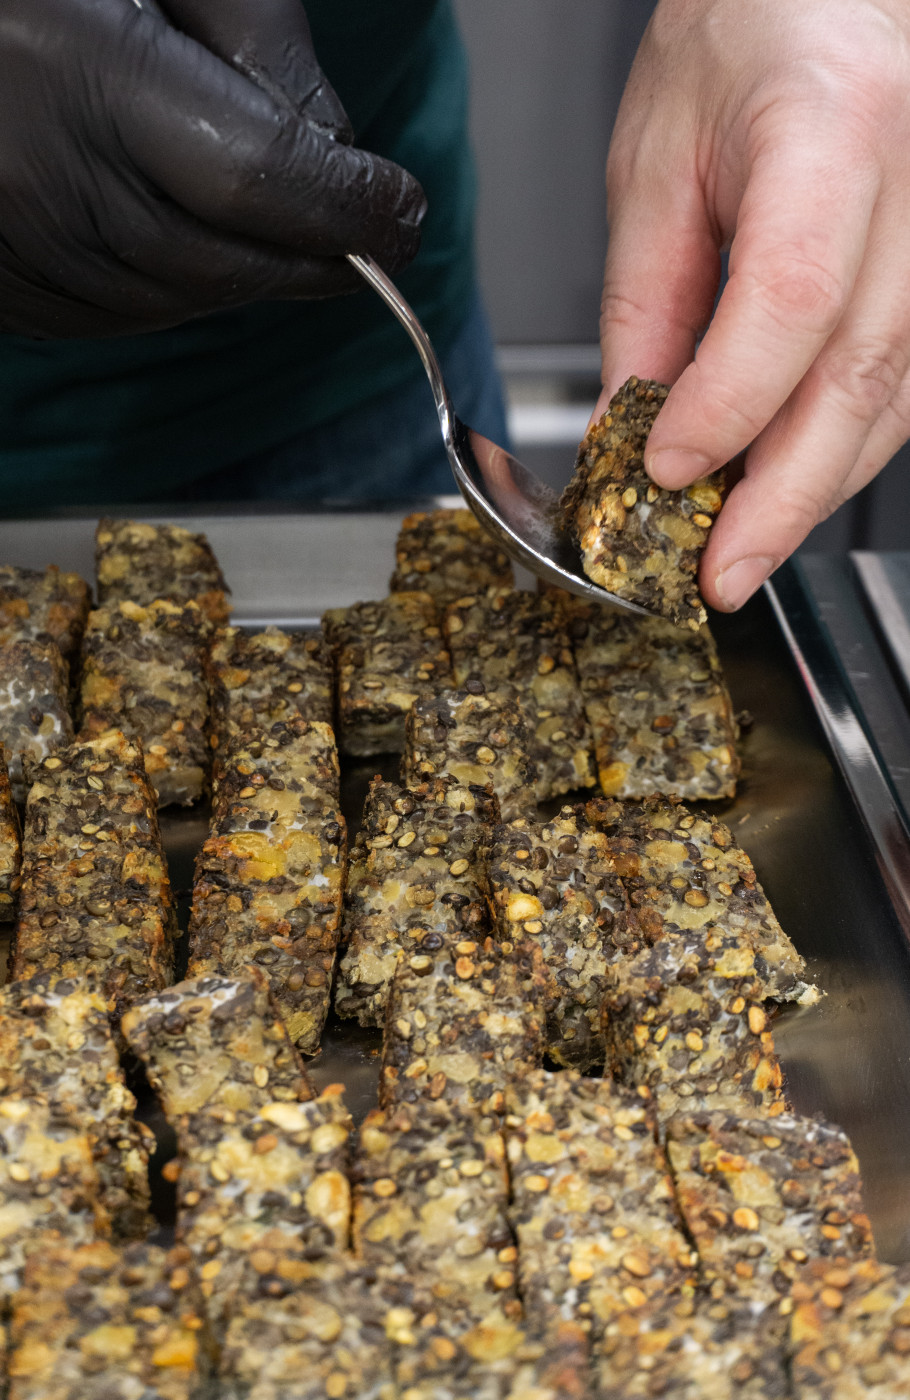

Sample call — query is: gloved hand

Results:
[0,0,425,338]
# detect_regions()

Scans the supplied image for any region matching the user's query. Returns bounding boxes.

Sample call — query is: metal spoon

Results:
[348,253,650,613]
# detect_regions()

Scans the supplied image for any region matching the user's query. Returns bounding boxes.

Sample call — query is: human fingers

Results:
[645,123,880,491]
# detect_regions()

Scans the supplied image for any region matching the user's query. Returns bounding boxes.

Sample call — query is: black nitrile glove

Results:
[0,0,426,338]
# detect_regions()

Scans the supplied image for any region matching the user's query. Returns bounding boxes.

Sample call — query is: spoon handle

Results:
[346,253,455,445]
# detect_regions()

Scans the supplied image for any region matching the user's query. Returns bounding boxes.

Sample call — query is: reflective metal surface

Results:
[348,253,651,612]
[2,516,910,1259]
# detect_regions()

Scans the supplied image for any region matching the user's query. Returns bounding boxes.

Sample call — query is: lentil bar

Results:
[444,586,595,800]
[207,625,333,749]
[336,776,497,1028]
[79,598,211,806]
[188,720,346,1054]
[789,1256,910,1399]
[11,729,177,1024]
[561,377,723,630]
[323,592,452,756]
[0,748,20,920]
[0,639,74,803]
[389,507,514,601]
[96,517,230,626]
[0,564,90,663]
[488,807,638,1072]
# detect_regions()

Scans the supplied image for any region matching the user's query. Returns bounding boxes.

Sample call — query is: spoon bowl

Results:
[348,253,652,614]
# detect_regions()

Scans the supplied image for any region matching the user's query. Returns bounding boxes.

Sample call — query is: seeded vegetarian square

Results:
[177,1087,352,1337]
[596,1291,789,1400]
[12,729,177,1025]
[665,1111,873,1305]
[188,719,346,1055]
[444,586,595,800]
[0,639,74,804]
[567,600,739,800]
[603,927,788,1122]
[379,934,547,1113]
[8,1240,210,1400]
[96,516,231,626]
[0,973,152,1239]
[488,807,638,1072]
[0,1094,104,1301]
[403,687,537,822]
[207,625,333,752]
[335,776,498,1028]
[389,507,514,601]
[217,1257,396,1400]
[0,563,90,663]
[0,748,20,920]
[505,1070,695,1345]
[121,971,314,1121]
[561,377,723,630]
[789,1257,910,1399]
[323,592,452,756]
[586,796,816,1004]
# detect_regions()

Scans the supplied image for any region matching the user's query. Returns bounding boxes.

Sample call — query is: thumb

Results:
[160,0,352,140]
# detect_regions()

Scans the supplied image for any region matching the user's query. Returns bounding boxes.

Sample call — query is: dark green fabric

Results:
[0,0,474,510]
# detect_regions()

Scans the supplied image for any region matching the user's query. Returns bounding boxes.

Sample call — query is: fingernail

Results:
[715,556,777,611]
[647,448,713,488]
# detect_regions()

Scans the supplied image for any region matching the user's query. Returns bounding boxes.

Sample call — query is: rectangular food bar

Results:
[402,687,537,822]
[596,1291,788,1400]
[12,730,177,1025]
[567,601,739,800]
[207,625,333,749]
[335,775,497,1027]
[177,1087,352,1335]
[121,971,315,1120]
[0,1094,104,1301]
[488,806,640,1072]
[323,592,452,756]
[389,507,514,601]
[379,934,548,1113]
[0,639,74,803]
[560,377,723,630]
[586,796,817,1004]
[0,563,90,663]
[665,1111,874,1306]
[444,586,595,800]
[505,1071,694,1345]
[602,926,788,1122]
[79,598,211,806]
[8,1240,209,1400]
[96,516,231,626]
[789,1257,910,1399]
[187,719,346,1054]
[0,748,20,920]
[0,973,152,1239]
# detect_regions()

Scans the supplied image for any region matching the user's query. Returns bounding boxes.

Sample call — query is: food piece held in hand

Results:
[603,927,788,1121]
[79,598,211,806]
[208,625,333,752]
[188,719,346,1055]
[379,934,547,1112]
[586,796,817,1005]
[488,806,637,1072]
[11,730,177,1026]
[95,517,231,626]
[561,377,723,629]
[402,686,537,821]
[665,1111,873,1305]
[445,586,595,800]
[389,507,514,601]
[121,971,315,1120]
[0,564,90,663]
[567,600,739,800]
[0,639,74,803]
[336,775,497,1027]
[323,592,452,757]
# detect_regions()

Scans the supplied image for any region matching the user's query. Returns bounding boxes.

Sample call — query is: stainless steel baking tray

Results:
[2,511,910,1261]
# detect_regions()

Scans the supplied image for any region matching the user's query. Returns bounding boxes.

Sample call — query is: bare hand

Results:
[598,0,910,609]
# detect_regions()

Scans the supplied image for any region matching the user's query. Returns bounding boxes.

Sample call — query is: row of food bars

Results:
[0,512,899,1397]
